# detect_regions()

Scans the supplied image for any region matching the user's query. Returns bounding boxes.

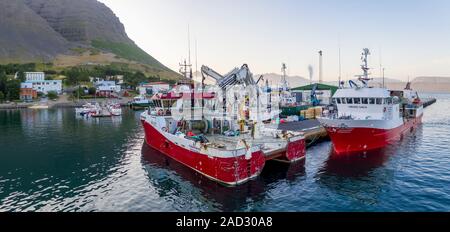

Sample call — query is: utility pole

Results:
[379,47,383,83]
[318,50,323,84]
[188,25,191,68]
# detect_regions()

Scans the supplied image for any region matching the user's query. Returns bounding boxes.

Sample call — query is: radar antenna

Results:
[354,48,372,87]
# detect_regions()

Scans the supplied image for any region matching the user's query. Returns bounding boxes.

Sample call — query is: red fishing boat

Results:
[318,48,424,154]
[141,63,305,186]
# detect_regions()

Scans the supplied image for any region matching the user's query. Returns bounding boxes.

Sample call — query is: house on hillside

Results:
[106,75,124,85]
[95,80,121,98]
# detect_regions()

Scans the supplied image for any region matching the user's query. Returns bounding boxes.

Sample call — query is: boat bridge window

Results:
[369,98,375,104]
[341,98,347,104]
[154,100,161,107]
[353,98,361,104]
[163,100,172,108]
[346,98,353,104]
[362,98,368,104]
[336,98,341,104]
[376,98,382,105]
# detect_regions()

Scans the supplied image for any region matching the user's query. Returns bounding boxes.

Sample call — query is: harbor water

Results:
[0,93,449,212]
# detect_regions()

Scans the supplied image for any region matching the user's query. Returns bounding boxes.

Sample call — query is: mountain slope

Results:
[0,0,70,62]
[24,0,132,44]
[0,0,180,79]
[257,73,310,87]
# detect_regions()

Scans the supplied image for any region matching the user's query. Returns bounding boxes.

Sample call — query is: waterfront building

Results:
[26,80,63,95]
[20,83,37,101]
[21,72,62,95]
[25,72,45,81]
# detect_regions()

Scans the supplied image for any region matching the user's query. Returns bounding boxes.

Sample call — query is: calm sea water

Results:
[1,94,450,212]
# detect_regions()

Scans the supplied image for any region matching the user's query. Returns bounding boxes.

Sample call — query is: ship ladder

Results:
[233,150,239,186]
[241,139,252,178]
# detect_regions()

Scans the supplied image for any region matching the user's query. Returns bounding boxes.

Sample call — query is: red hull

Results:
[325,116,422,155]
[141,119,306,185]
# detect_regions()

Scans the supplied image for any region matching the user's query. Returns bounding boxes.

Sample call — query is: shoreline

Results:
[0,97,132,110]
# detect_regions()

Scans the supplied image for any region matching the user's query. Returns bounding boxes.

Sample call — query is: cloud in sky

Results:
[99,0,450,81]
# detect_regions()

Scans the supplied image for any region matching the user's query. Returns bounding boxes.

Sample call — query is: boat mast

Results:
[338,42,342,88]
[188,25,191,75]
[356,48,371,87]
[379,46,383,88]
[179,25,194,126]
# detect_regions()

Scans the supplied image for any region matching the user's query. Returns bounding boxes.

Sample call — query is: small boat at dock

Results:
[129,95,152,110]
[75,102,98,116]
[76,102,122,117]
[108,103,122,116]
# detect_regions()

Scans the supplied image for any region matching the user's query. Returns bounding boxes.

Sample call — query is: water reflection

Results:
[75,114,123,127]
[140,143,305,211]
[0,108,134,211]
[321,148,391,177]
[314,126,424,208]
[320,122,423,178]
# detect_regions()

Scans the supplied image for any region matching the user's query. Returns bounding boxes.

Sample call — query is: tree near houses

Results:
[0,71,20,101]
[5,79,21,100]
[17,71,26,82]
[88,87,97,95]
[47,91,58,100]
[0,71,7,94]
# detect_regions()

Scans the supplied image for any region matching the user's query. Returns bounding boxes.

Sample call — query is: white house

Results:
[138,82,170,95]
[95,80,121,97]
[95,81,121,92]
[27,80,63,94]
[25,72,45,81]
[21,72,62,95]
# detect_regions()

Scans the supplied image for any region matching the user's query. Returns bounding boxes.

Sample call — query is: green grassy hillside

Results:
[91,40,170,71]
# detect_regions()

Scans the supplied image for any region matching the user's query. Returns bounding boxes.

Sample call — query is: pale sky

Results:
[98,0,450,81]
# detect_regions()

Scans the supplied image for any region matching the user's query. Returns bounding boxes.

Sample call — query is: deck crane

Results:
[201,64,268,137]
[201,64,256,89]
[310,83,321,106]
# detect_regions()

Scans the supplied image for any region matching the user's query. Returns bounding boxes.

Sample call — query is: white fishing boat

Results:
[129,95,152,110]
[75,102,98,116]
[108,103,122,116]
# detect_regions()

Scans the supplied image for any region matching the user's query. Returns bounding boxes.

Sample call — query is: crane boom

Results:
[201,64,256,89]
